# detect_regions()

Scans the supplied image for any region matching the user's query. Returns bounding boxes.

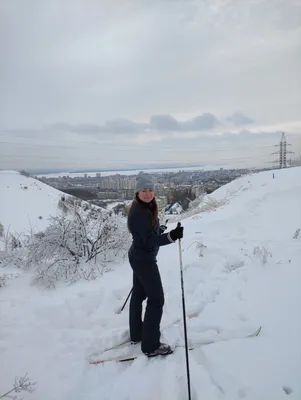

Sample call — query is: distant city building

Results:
[37,167,264,213]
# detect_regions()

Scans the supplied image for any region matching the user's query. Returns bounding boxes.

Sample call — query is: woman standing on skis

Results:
[127,173,184,357]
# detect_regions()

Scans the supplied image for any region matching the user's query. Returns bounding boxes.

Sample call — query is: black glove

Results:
[160,225,167,233]
[169,222,184,241]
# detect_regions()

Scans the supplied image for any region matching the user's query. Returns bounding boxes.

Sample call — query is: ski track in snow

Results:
[1,168,301,400]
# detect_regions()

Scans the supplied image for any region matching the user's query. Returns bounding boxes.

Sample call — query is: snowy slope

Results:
[0,167,301,400]
[0,170,69,236]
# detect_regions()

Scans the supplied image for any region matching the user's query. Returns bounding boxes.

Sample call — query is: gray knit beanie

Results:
[135,174,155,192]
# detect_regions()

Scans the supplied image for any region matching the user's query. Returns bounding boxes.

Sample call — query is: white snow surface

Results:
[166,202,183,215]
[1,167,301,400]
[0,170,70,236]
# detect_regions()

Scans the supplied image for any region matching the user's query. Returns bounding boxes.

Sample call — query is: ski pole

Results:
[177,222,191,400]
[116,288,133,314]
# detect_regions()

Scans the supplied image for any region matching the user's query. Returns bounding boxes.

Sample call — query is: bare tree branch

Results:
[0,374,36,399]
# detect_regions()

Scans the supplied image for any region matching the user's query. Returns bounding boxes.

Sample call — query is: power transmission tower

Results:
[271,132,294,168]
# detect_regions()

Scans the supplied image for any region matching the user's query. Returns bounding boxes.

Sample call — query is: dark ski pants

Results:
[129,259,164,354]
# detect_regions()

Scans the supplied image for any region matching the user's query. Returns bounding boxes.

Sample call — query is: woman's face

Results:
[138,188,155,203]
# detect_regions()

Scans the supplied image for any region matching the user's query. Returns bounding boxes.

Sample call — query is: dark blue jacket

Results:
[128,199,174,261]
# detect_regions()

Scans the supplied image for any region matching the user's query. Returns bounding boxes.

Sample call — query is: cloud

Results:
[225,112,255,126]
[0,0,300,129]
[2,112,223,136]
[48,120,146,134]
[104,119,147,133]
[148,113,221,132]
[0,0,300,171]
[182,113,221,131]
[149,112,221,132]
[149,115,179,131]
[1,123,300,172]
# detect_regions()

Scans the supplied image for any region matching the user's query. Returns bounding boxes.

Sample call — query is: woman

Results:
[127,174,183,357]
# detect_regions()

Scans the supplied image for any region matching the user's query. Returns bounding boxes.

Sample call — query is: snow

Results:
[0,170,68,237]
[1,167,301,400]
[165,202,183,215]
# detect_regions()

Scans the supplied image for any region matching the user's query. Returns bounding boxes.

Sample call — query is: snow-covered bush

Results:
[203,196,227,211]
[25,203,131,287]
[0,247,24,269]
[0,196,131,288]
[164,202,183,215]
[0,273,9,287]
[0,222,3,237]
[182,185,244,222]
[171,193,230,222]
[2,229,23,252]
[293,228,300,239]
[0,226,25,269]
[0,272,20,288]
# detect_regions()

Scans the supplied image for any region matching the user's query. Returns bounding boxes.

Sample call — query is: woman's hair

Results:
[147,196,159,227]
[127,193,158,232]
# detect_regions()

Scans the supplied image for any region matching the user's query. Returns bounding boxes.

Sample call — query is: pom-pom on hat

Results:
[135,173,155,193]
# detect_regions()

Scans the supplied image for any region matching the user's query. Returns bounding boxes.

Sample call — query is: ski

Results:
[89,311,201,357]
[88,325,262,365]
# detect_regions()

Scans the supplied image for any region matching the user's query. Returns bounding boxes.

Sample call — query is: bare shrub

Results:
[0,373,36,399]
[187,240,207,257]
[243,246,272,266]
[57,198,69,214]
[253,246,272,265]
[224,260,245,272]
[19,170,30,177]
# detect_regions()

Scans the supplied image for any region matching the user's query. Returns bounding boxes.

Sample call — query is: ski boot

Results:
[145,343,173,358]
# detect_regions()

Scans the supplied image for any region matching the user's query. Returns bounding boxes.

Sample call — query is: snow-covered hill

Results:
[1,167,301,400]
[0,170,71,236]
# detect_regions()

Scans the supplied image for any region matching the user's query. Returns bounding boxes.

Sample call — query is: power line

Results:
[0,140,275,169]
[0,140,274,154]
[0,151,268,162]
[0,155,268,170]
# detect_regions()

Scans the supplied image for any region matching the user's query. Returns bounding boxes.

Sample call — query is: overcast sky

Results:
[1,0,300,172]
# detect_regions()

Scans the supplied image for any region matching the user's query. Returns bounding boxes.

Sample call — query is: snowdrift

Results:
[0,167,301,400]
